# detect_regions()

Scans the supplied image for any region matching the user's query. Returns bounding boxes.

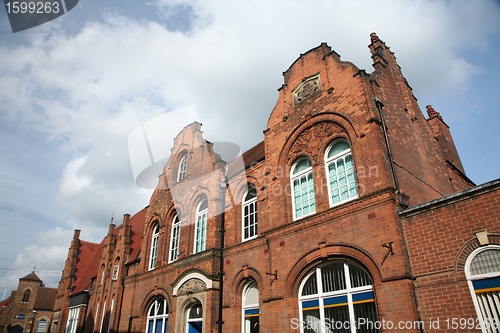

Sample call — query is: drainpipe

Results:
[374,98,401,198]
[217,169,228,333]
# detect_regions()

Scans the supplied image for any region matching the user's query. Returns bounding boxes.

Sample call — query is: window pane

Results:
[325,304,350,333]
[328,141,350,159]
[301,272,318,296]
[354,301,379,333]
[189,303,203,319]
[349,265,372,288]
[302,308,321,333]
[321,263,346,293]
[471,249,500,276]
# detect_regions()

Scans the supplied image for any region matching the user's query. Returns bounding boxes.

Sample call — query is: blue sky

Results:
[0,0,499,296]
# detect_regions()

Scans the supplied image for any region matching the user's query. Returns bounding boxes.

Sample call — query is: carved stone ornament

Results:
[177,278,207,296]
[294,75,321,104]
[289,122,346,161]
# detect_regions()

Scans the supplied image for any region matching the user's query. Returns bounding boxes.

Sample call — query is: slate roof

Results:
[33,287,57,311]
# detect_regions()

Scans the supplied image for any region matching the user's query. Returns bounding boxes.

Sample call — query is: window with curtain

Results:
[36,319,48,333]
[466,245,500,332]
[194,199,208,253]
[242,185,258,241]
[146,297,169,333]
[291,158,316,220]
[325,140,358,207]
[169,214,181,263]
[149,224,159,270]
[243,282,259,333]
[177,153,188,182]
[298,260,379,333]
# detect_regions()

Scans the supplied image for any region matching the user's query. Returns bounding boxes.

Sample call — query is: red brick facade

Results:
[51,33,499,333]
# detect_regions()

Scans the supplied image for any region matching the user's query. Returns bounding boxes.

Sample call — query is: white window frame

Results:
[177,153,188,182]
[194,200,208,254]
[242,282,259,333]
[325,140,358,207]
[169,214,181,263]
[146,298,169,333]
[291,157,316,220]
[242,187,258,242]
[298,261,378,333]
[36,318,48,333]
[465,245,500,333]
[149,225,160,271]
[186,302,203,333]
[65,307,81,333]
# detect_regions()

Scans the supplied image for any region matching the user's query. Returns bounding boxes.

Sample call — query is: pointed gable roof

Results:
[33,287,57,311]
[20,271,42,282]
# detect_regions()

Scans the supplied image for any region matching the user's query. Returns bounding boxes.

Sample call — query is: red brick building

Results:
[52,33,499,333]
[0,272,57,333]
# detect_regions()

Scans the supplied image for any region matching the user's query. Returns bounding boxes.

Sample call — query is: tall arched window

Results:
[21,289,31,303]
[325,140,358,206]
[177,153,188,182]
[291,157,316,220]
[243,282,259,333]
[186,302,203,333]
[149,224,160,271]
[146,297,169,333]
[242,185,258,241]
[465,245,500,332]
[194,199,208,253]
[298,260,379,333]
[169,214,181,263]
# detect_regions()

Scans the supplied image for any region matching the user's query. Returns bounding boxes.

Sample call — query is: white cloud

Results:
[1,0,499,295]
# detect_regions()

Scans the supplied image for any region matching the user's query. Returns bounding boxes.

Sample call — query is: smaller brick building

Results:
[0,272,56,333]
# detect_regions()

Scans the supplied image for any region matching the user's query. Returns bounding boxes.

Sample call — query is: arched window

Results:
[21,289,31,303]
[149,224,160,271]
[242,185,258,241]
[146,297,169,333]
[291,158,316,220]
[169,214,181,263]
[194,199,208,254]
[465,245,500,332]
[112,258,120,281]
[186,302,203,333]
[325,140,358,206]
[177,153,188,182]
[36,318,48,333]
[243,282,259,333]
[298,260,379,333]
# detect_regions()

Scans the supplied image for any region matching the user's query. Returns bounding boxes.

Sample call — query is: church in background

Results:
[0,272,56,333]
[51,34,500,333]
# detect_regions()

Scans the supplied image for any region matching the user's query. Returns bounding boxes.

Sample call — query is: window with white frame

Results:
[186,302,203,333]
[194,199,208,253]
[465,245,500,332]
[169,214,181,263]
[298,260,379,333]
[36,319,48,333]
[291,157,316,220]
[242,186,258,241]
[146,297,169,333]
[149,224,160,270]
[243,282,259,333]
[325,140,358,206]
[65,307,81,333]
[177,153,188,182]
